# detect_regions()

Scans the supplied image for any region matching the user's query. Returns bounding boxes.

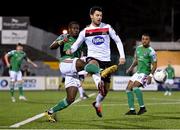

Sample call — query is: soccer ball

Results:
[153,69,167,83]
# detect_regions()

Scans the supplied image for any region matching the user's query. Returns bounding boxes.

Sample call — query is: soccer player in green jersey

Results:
[46,21,97,122]
[164,63,175,96]
[4,43,38,102]
[51,21,89,99]
[125,34,157,115]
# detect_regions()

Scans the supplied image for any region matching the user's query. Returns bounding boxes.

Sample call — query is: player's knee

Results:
[126,85,133,91]
[101,91,107,97]
[76,59,86,72]
[66,97,75,104]
[9,81,15,87]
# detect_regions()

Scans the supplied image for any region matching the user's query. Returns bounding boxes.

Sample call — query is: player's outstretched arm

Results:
[147,61,157,84]
[27,58,38,68]
[49,41,61,49]
[126,55,137,74]
[150,62,157,75]
[49,34,68,50]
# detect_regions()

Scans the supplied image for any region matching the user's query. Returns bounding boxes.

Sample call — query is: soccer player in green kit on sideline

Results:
[4,43,38,102]
[164,63,175,96]
[125,34,157,115]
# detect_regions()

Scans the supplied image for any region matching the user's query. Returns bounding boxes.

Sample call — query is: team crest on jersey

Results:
[92,36,105,45]
[144,52,148,56]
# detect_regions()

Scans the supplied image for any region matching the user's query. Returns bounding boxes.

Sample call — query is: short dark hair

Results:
[89,6,103,15]
[17,43,23,47]
[68,21,79,29]
[142,33,150,38]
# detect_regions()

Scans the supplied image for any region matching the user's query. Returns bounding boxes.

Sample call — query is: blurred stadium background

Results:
[0,0,180,129]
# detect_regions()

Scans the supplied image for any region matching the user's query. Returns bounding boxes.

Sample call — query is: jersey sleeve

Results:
[23,52,28,61]
[108,25,125,58]
[149,48,157,62]
[71,30,85,53]
[7,50,15,56]
[56,34,67,41]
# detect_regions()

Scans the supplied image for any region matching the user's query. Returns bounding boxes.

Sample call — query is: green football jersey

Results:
[136,45,157,75]
[8,50,27,72]
[165,65,175,79]
[59,35,84,61]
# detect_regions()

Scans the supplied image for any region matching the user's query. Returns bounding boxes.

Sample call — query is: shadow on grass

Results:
[24,100,56,105]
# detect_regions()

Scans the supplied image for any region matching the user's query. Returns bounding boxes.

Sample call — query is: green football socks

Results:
[51,98,70,113]
[133,87,144,107]
[84,64,100,74]
[126,90,135,110]
[17,83,24,96]
[9,82,15,97]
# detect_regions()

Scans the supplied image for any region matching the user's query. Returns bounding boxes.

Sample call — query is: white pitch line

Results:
[10,112,45,128]
[9,92,96,128]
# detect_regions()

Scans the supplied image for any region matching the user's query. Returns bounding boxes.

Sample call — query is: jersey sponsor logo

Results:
[92,36,105,45]
[144,52,148,56]
[85,28,109,37]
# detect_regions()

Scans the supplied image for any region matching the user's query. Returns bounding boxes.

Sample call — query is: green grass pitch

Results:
[0,90,180,129]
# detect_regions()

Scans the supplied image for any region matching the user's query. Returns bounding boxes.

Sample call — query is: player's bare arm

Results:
[49,39,67,49]
[147,61,157,84]
[49,41,60,49]
[27,58,38,68]
[50,34,69,49]
[126,55,137,73]
[4,53,10,68]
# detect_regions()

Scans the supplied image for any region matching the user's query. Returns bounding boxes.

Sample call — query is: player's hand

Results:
[147,76,152,85]
[33,64,38,68]
[118,58,125,65]
[56,40,64,46]
[63,37,68,42]
[56,34,68,45]
[7,63,11,68]
[66,49,72,55]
